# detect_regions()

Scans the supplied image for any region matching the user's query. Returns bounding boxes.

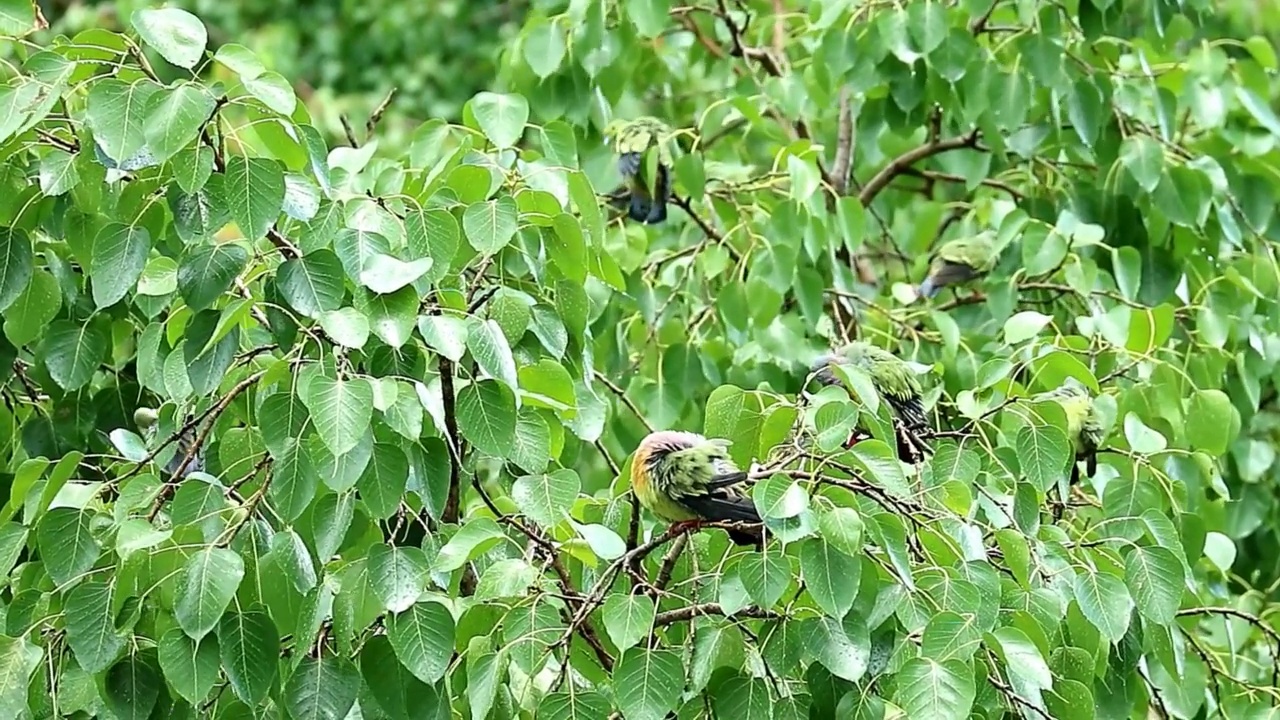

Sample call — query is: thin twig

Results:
[858,129,982,207]
[366,88,397,136]
[592,371,655,433]
[654,602,779,626]
[439,358,462,524]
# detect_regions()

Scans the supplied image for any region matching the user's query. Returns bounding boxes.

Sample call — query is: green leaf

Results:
[388,600,455,685]
[613,648,684,720]
[800,539,860,619]
[523,19,566,78]
[157,629,220,705]
[177,243,249,312]
[359,253,433,294]
[0,1,36,36]
[86,79,161,163]
[1122,413,1167,454]
[921,611,982,663]
[0,228,30,314]
[1003,311,1053,344]
[1124,546,1185,624]
[456,380,517,458]
[357,442,409,519]
[145,83,216,161]
[269,438,320,521]
[217,609,279,705]
[432,518,505,573]
[738,551,790,608]
[36,508,100,586]
[103,653,161,720]
[753,474,810,520]
[4,268,59,346]
[1073,571,1134,644]
[988,626,1052,690]
[1016,423,1071,493]
[302,375,374,457]
[277,250,346,318]
[223,156,285,241]
[1185,389,1239,456]
[90,223,150,308]
[361,635,443,720]
[893,658,975,720]
[0,633,41,717]
[319,308,370,348]
[470,91,529,148]
[175,547,245,641]
[538,692,612,720]
[627,0,671,37]
[462,196,519,255]
[1119,136,1163,193]
[511,469,579,528]
[283,655,360,720]
[132,7,207,68]
[602,594,656,652]
[817,506,863,557]
[38,147,78,195]
[243,71,297,115]
[368,543,428,614]
[467,318,519,389]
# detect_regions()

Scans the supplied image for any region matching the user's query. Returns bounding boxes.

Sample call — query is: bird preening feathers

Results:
[629,430,763,546]
[603,117,674,225]
[918,231,1000,300]
[810,341,933,464]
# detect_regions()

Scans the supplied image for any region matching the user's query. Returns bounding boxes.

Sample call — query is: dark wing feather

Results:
[884,393,929,432]
[680,492,761,524]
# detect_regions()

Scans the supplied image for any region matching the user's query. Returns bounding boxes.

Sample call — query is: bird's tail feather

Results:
[918,276,939,299]
[683,494,761,524]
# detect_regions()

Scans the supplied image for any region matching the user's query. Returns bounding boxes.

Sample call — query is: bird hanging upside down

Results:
[629,430,763,546]
[134,407,204,479]
[810,341,933,464]
[603,116,673,225]
[1033,377,1104,484]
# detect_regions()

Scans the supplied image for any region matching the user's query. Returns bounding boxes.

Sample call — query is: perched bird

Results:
[918,232,999,299]
[603,117,673,225]
[810,342,932,464]
[134,407,204,479]
[1032,377,1104,483]
[629,430,763,546]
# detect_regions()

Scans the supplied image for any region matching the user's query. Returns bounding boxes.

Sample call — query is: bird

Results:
[629,430,763,546]
[918,231,1000,299]
[1032,377,1104,484]
[810,341,933,464]
[603,117,673,225]
[134,407,204,479]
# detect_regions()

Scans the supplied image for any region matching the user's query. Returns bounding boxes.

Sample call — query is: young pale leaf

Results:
[467,318,519,389]
[470,91,529,148]
[1122,413,1167,454]
[359,253,434,294]
[432,518,506,573]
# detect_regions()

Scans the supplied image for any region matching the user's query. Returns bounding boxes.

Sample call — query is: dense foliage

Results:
[0,0,1277,718]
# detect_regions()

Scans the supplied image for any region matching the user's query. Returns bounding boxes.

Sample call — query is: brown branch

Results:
[969,0,1001,34]
[340,115,360,148]
[653,534,688,590]
[145,370,267,521]
[439,357,462,524]
[592,370,655,433]
[366,88,397,136]
[858,129,982,207]
[654,603,779,626]
[831,87,855,195]
[1178,606,1280,686]
[900,167,1023,199]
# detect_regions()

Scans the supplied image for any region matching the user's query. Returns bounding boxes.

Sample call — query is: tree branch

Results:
[654,603,779,626]
[438,357,462,524]
[858,129,982,207]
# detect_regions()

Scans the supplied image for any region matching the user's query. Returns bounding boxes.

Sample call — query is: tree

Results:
[0,0,1274,717]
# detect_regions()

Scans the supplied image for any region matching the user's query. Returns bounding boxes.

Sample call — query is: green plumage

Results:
[632,430,761,545]
[810,342,932,462]
[603,117,674,224]
[1033,378,1104,476]
[919,232,999,299]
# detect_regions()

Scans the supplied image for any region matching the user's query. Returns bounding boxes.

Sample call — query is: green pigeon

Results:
[134,407,204,479]
[630,430,763,546]
[918,232,999,299]
[810,341,933,464]
[1032,377,1104,482]
[603,116,673,225]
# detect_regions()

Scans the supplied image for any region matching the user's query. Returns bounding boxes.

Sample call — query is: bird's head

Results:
[134,407,159,429]
[603,119,628,145]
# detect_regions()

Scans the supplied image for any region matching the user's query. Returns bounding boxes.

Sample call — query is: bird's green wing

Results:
[937,232,997,271]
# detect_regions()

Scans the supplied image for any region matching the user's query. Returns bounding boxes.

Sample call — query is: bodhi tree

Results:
[0,0,1275,717]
